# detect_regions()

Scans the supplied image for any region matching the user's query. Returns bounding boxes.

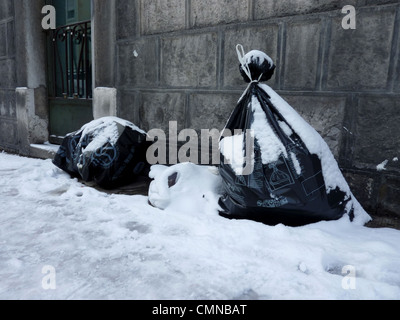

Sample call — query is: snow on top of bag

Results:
[77,117,146,153]
[244,50,274,68]
[258,83,351,195]
[219,95,290,173]
[219,133,247,175]
[237,47,276,86]
[251,95,287,164]
[278,120,293,137]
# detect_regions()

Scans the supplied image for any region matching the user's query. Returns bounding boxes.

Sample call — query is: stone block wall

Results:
[0,0,17,152]
[115,0,400,218]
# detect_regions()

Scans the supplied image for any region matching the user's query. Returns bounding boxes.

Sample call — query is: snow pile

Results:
[148,163,222,214]
[1,152,400,300]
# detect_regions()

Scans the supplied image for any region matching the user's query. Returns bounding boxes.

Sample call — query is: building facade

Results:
[1,0,400,219]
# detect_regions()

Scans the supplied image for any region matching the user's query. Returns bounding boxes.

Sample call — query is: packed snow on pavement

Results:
[0,151,400,300]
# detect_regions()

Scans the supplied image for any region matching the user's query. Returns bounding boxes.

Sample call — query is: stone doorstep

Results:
[29,143,59,160]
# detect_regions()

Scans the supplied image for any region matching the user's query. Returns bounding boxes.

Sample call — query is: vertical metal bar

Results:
[65,27,69,98]
[70,27,75,97]
[52,31,57,97]
[77,26,85,98]
[80,24,83,98]
[85,22,90,99]
[84,23,88,98]
[56,32,65,96]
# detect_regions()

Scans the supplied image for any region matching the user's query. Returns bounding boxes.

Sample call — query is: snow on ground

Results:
[1,151,400,300]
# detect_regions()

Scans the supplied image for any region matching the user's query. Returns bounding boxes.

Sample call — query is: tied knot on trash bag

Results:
[236,44,276,84]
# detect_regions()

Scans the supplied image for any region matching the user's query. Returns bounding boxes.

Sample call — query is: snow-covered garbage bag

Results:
[53,117,151,189]
[218,45,370,226]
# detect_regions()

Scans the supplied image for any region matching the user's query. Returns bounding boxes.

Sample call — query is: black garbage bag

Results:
[218,46,359,226]
[53,117,151,189]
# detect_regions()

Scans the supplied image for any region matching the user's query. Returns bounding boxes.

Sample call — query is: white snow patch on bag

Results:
[244,50,274,68]
[219,134,246,175]
[75,116,146,153]
[251,96,287,164]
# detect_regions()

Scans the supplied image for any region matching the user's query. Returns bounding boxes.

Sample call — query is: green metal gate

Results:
[46,0,93,144]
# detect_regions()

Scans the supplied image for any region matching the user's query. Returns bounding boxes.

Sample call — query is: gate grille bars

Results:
[50,20,92,100]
